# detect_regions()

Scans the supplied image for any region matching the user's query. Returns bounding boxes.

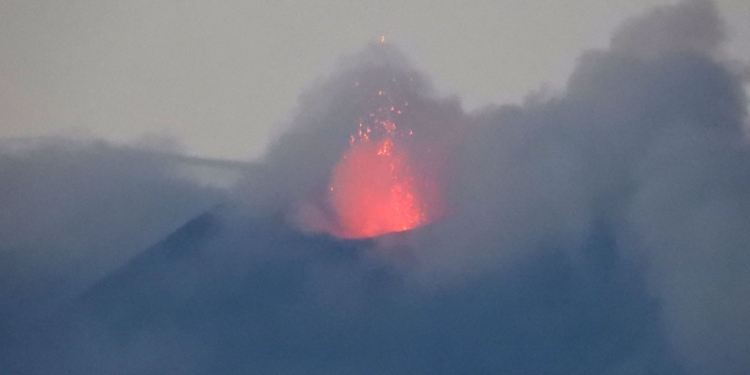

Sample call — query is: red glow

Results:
[330,138,425,238]
[327,85,442,239]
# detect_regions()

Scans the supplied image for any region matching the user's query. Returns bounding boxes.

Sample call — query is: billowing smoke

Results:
[240,0,750,372]
[2,1,749,374]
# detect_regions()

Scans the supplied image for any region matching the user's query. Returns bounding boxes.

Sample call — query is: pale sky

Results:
[1,0,748,160]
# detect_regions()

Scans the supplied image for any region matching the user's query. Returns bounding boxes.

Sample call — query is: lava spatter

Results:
[328,81,439,239]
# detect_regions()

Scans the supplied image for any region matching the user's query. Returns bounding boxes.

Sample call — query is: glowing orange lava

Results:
[330,137,424,238]
[328,84,439,239]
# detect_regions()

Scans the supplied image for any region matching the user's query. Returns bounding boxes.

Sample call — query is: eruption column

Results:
[328,85,435,239]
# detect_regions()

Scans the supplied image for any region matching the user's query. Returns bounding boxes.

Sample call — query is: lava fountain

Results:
[329,84,443,239]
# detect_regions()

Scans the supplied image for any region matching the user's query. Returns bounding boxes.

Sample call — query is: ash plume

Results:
[2,1,749,374]
[235,0,750,372]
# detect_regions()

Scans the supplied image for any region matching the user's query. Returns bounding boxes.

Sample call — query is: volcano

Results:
[34,205,661,375]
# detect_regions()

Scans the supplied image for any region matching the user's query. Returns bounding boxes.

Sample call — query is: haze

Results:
[1,0,748,160]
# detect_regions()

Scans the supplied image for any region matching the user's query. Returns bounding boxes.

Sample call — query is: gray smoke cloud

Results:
[236,0,749,372]
[433,1,750,372]
[2,1,749,374]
